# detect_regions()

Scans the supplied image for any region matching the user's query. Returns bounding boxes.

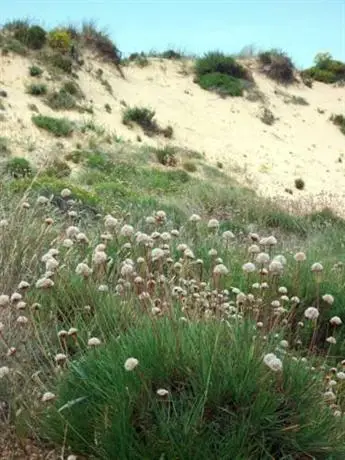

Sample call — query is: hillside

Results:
[1,41,345,216]
[2,22,345,460]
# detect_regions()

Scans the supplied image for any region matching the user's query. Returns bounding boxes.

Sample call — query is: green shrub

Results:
[14,25,46,50]
[27,83,47,96]
[123,106,159,134]
[295,178,305,190]
[161,49,182,59]
[5,157,32,177]
[154,146,177,166]
[49,53,73,73]
[0,136,10,155]
[43,320,345,459]
[195,51,251,80]
[302,53,345,84]
[64,150,84,164]
[331,113,345,135]
[32,115,74,137]
[48,29,71,52]
[62,81,84,99]
[197,72,244,97]
[29,65,43,77]
[45,89,76,110]
[260,107,275,125]
[81,22,121,63]
[258,49,295,83]
[44,159,71,178]
[2,38,27,56]
[183,160,197,172]
[86,152,112,172]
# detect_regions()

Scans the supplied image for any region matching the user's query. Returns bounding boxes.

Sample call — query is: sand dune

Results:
[1,53,345,215]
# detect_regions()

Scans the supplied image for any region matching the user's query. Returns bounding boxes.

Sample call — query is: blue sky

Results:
[2,0,345,68]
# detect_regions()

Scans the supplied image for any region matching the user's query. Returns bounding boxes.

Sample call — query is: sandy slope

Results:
[1,52,345,215]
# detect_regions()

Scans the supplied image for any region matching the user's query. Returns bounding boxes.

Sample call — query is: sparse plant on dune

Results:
[258,49,295,84]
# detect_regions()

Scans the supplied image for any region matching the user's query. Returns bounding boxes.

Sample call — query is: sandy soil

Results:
[1,52,345,215]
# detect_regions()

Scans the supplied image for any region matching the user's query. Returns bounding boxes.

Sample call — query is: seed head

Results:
[124,357,139,371]
[330,316,342,326]
[304,307,319,320]
[263,353,283,372]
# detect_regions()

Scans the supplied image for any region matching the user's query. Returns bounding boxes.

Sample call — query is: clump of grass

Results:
[104,103,112,113]
[197,72,245,97]
[122,106,159,136]
[14,24,46,50]
[45,89,77,111]
[62,81,84,99]
[29,65,43,77]
[183,160,197,172]
[28,103,39,113]
[260,107,275,125]
[5,157,32,177]
[258,49,295,84]
[44,158,71,178]
[26,83,47,96]
[32,114,74,137]
[81,21,121,65]
[1,38,27,56]
[194,51,252,97]
[295,178,305,190]
[0,136,10,154]
[302,52,345,84]
[161,49,183,59]
[330,114,345,135]
[154,145,177,166]
[47,53,73,73]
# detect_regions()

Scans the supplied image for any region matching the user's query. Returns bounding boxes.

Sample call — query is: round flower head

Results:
[160,232,171,242]
[0,295,10,307]
[248,244,260,254]
[322,294,334,305]
[42,392,56,402]
[326,336,337,345]
[88,337,101,347]
[157,388,169,396]
[63,238,74,248]
[294,252,306,262]
[18,281,30,290]
[145,216,156,225]
[207,218,219,230]
[266,235,277,246]
[311,262,323,273]
[124,357,139,371]
[104,215,118,229]
[151,248,165,262]
[35,278,54,289]
[37,196,49,205]
[184,248,195,259]
[242,262,256,273]
[278,286,288,294]
[304,307,319,320]
[16,315,28,325]
[274,255,287,266]
[54,353,67,364]
[11,292,22,303]
[22,201,30,209]
[76,233,89,244]
[324,391,336,402]
[66,226,80,239]
[208,248,217,257]
[256,252,270,264]
[170,229,179,237]
[92,250,107,266]
[61,188,72,198]
[120,224,134,237]
[330,316,342,326]
[75,263,93,278]
[45,257,59,272]
[336,372,345,380]
[269,260,284,275]
[222,230,235,241]
[263,353,283,372]
[98,284,109,292]
[155,210,167,221]
[280,340,289,348]
[189,214,201,222]
[0,366,10,379]
[213,264,229,275]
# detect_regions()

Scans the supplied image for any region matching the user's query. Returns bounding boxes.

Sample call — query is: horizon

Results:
[1,0,345,69]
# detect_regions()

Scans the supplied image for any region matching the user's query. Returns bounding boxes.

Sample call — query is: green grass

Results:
[331,114,345,135]
[43,320,345,459]
[197,72,244,97]
[258,49,295,84]
[123,106,159,134]
[45,89,77,110]
[27,83,47,96]
[194,52,252,97]
[32,114,74,136]
[0,136,10,154]
[5,157,32,177]
[29,65,43,77]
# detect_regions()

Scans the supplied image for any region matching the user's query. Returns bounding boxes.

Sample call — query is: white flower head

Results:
[263,353,283,372]
[330,316,342,326]
[124,357,139,371]
[304,307,319,320]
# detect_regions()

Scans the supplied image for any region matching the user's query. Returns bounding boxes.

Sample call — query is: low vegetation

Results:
[29,65,43,77]
[258,49,295,84]
[5,157,32,177]
[194,51,253,96]
[330,114,345,135]
[32,114,74,136]
[302,53,345,84]
[0,136,10,154]
[123,106,173,138]
[26,82,47,96]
